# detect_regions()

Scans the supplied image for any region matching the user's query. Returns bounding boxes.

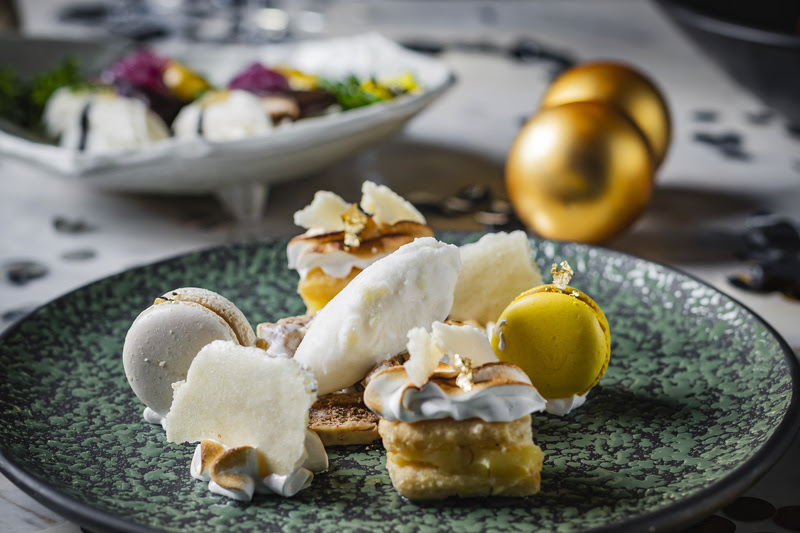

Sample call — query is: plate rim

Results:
[1,234,798,533]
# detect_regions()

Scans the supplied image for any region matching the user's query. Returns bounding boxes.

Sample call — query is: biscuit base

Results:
[378,415,543,500]
[309,392,380,446]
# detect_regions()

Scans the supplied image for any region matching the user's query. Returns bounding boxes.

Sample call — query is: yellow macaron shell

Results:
[491,286,610,399]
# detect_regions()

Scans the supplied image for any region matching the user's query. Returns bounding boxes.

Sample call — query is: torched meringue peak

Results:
[191,430,328,501]
[363,362,547,424]
[288,181,432,280]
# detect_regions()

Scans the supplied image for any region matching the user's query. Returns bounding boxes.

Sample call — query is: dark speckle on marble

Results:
[692,110,719,123]
[693,131,750,160]
[681,514,736,533]
[1,307,32,324]
[774,506,800,531]
[60,248,97,261]
[745,109,775,126]
[52,216,96,234]
[3,260,48,285]
[722,496,776,521]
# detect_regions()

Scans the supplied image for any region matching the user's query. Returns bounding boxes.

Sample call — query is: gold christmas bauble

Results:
[506,101,653,244]
[540,61,671,168]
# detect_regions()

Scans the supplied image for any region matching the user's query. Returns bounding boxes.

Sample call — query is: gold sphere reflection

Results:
[540,61,671,168]
[506,101,653,244]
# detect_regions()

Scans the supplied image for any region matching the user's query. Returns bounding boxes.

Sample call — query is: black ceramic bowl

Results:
[655,0,800,127]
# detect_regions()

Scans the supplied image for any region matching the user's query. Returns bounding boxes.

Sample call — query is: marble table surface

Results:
[1,1,799,532]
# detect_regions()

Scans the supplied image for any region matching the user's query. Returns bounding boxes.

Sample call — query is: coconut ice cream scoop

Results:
[122,287,256,417]
[293,237,462,396]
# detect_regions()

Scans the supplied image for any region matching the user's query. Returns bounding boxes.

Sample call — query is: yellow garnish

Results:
[550,260,574,292]
[163,60,212,102]
[342,204,368,249]
[453,353,474,392]
[273,65,319,91]
[360,79,394,100]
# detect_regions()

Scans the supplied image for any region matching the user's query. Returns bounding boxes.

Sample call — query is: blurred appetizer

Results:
[172,89,274,141]
[288,181,433,314]
[43,87,170,153]
[5,51,421,152]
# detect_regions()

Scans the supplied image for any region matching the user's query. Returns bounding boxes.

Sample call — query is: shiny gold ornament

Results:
[506,101,653,244]
[540,61,671,169]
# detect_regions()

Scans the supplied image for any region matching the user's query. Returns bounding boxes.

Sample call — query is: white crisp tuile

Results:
[450,231,543,325]
[404,322,498,387]
[404,327,441,388]
[292,190,351,233]
[360,181,426,226]
[293,237,462,396]
[165,340,318,476]
[428,321,499,367]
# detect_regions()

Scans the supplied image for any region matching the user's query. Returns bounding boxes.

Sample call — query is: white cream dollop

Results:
[384,379,546,423]
[544,394,587,416]
[365,362,547,424]
[190,430,328,501]
[287,240,392,280]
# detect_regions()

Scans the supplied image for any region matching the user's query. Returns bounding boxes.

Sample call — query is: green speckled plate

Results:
[1,235,798,533]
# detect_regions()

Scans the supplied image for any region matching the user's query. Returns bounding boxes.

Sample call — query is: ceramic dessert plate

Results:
[0,234,798,532]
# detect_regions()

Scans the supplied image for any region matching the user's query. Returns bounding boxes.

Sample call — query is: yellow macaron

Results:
[491,270,610,399]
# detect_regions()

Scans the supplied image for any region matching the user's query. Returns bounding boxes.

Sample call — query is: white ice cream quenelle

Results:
[449,231,543,325]
[166,340,322,499]
[122,287,256,419]
[293,237,462,396]
[172,89,272,141]
[364,323,546,423]
[43,87,170,153]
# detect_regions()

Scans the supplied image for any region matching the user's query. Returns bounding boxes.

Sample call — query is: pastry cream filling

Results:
[387,445,543,478]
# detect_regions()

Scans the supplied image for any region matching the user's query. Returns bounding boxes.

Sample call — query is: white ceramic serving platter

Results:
[0,33,454,195]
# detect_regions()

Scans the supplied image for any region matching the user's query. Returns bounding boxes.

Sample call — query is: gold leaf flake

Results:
[342,204,368,249]
[550,260,574,292]
[453,353,474,392]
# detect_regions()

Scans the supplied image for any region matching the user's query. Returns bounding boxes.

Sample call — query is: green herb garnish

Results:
[0,57,85,131]
[318,75,383,111]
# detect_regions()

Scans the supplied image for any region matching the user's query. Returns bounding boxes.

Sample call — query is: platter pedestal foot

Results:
[215,182,270,240]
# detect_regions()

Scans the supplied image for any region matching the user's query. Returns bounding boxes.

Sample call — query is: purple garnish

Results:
[228,63,290,95]
[101,49,170,95]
